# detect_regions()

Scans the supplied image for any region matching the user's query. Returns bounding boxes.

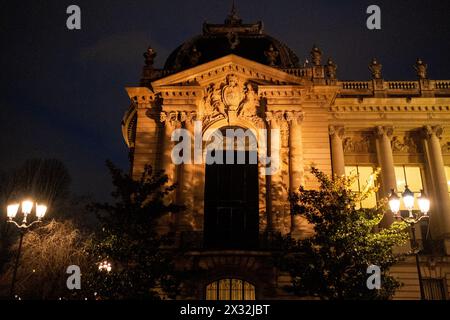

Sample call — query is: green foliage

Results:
[281,167,409,300]
[84,161,183,299]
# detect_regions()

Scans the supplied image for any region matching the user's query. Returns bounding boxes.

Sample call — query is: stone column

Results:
[160,111,178,185]
[375,125,396,227]
[329,125,345,177]
[265,111,285,233]
[286,111,305,232]
[177,112,197,231]
[159,111,179,233]
[423,125,450,238]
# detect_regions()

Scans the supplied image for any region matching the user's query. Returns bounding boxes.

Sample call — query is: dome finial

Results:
[225,0,242,25]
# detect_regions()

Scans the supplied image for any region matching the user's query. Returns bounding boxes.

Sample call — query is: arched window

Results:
[205,278,255,300]
[204,126,259,249]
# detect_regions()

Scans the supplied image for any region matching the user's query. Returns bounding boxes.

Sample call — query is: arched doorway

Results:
[203,126,259,249]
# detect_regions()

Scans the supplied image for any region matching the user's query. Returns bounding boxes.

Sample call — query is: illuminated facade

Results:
[122,9,450,299]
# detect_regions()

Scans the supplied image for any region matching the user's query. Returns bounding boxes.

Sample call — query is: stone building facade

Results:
[121,9,450,299]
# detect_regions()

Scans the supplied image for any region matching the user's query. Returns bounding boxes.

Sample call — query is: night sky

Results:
[1,0,449,200]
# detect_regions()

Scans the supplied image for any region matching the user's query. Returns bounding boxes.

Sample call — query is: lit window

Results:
[205,279,255,300]
[444,166,450,192]
[345,166,377,208]
[394,166,423,210]
[423,279,447,300]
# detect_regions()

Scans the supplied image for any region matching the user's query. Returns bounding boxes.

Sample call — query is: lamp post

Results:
[6,200,47,298]
[388,187,430,300]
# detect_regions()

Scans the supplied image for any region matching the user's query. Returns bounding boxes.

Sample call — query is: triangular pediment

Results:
[151,54,303,88]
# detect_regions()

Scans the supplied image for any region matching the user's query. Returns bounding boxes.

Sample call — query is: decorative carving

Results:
[442,142,450,154]
[144,46,157,67]
[325,58,337,80]
[239,83,258,117]
[285,111,304,126]
[224,1,242,25]
[265,111,285,127]
[178,111,197,128]
[310,45,322,66]
[280,121,289,147]
[391,136,407,152]
[189,46,201,65]
[160,111,180,128]
[390,135,419,153]
[343,136,372,153]
[369,58,383,79]
[375,125,394,138]
[414,58,428,79]
[328,125,345,139]
[423,125,443,139]
[227,31,240,49]
[222,74,243,112]
[202,74,260,125]
[264,45,279,66]
[204,83,227,123]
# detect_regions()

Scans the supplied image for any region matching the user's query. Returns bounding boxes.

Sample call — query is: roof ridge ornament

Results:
[202,2,263,35]
[225,0,242,25]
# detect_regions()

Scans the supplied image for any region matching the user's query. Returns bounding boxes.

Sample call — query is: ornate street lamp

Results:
[98,260,112,273]
[388,188,430,300]
[6,200,47,298]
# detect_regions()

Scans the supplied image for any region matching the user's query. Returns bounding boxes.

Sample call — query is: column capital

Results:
[265,111,285,127]
[285,111,304,126]
[423,125,443,139]
[375,125,394,139]
[160,111,180,128]
[179,111,197,128]
[328,125,345,139]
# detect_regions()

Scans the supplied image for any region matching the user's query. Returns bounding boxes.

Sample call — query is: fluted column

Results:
[286,111,305,232]
[375,125,396,227]
[160,111,179,186]
[159,111,179,233]
[177,112,197,231]
[329,125,345,177]
[265,111,284,233]
[423,125,450,238]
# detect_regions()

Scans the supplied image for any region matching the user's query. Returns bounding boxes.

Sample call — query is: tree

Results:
[84,161,183,299]
[0,220,91,299]
[280,167,409,300]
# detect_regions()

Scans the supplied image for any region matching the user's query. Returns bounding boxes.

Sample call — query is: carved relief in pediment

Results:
[201,74,261,126]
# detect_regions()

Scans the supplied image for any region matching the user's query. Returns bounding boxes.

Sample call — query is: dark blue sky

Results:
[1,0,449,200]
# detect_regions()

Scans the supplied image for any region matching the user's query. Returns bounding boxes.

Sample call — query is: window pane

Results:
[359,167,376,208]
[219,279,231,300]
[244,282,255,300]
[445,166,450,192]
[395,166,406,192]
[231,279,243,300]
[206,281,217,300]
[346,166,377,208]
[404,167,423,192]
[361,192,377,208]
[206,279,255,301]
[345,166,359,192]
[358,166,374,190]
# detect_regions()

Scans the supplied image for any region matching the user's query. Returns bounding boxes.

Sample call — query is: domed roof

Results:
[164,6,300,71]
